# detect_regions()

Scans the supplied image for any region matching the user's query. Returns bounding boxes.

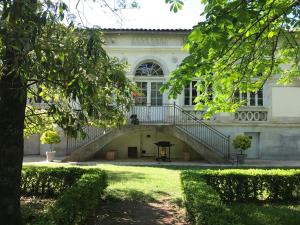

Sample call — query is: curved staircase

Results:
[64,104,230,163]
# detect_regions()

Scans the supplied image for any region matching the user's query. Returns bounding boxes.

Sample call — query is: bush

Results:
[21,166,108,225]
[232,135,251,152]
[34,169,107,225]
[181,169,300,225]
[21,166,84,197]
[40,129,61,151]
[181,171,242,225]
[202,169,300,202]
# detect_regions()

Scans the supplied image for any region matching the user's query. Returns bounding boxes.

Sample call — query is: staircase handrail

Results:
[173,104,228,139]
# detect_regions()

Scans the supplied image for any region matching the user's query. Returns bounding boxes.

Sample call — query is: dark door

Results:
[128,147,138,158]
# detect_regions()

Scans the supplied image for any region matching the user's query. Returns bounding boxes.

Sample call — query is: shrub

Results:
[21,166,84,197]
[202,169,300,202]
[34,169,107,225]
[232,135,251,152]
[181,169,300,225]
[21,166,108,225]
[181,171,242,225]
[40,129,61,151]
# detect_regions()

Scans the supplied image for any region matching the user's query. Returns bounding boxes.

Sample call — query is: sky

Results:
[65,0,205,29]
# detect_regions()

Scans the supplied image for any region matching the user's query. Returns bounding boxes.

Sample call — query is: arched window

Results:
[135,62,164,76]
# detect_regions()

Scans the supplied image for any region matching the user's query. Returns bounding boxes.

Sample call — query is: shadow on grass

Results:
[229,203,300,225]
[106,170,147,183]
[87,198,188,225]
[106,188,157,203]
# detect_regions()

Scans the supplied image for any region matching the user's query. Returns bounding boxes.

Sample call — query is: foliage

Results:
[164,0,300,117]
[21,166,85,197]
[21,166,107,225]
[38,170,107,225]
[0,0,124,223]
[21,197,55,225]
[0,0,135,137]
[201,169,300,202]
[181,171,242,225]
[232,135,251,152]
[165,0,184,13]
[40,130,61,145]
[181,169,300,225]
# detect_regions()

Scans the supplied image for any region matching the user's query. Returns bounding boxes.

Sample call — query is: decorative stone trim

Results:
[234,109,268,122]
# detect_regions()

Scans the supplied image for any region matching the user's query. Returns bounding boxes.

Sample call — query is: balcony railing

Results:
[234,108,268,122]
[67,103,231,160]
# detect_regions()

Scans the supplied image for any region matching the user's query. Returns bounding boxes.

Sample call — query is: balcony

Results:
[234,108,268,122]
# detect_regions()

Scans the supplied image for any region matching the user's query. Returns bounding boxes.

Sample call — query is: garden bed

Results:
[21,196,56,224]
[181,169,300,225]
[21,166,108,225]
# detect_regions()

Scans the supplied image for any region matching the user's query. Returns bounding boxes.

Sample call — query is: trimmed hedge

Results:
[181,171,242,225]
[181,169,300,225]
[21,166,107,225]
[201,169,300,202]
[21,166,84,197]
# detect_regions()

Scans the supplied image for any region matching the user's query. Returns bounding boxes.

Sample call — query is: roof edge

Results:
[101,28,191,34]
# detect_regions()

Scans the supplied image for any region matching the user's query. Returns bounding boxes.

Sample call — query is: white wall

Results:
[272,87,300,117]
[100,130,202,160]
[104,32,188,106]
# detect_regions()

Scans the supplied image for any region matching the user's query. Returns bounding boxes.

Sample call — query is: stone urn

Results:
[46,151,56,162]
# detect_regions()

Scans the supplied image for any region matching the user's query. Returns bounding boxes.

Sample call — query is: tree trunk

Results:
[0,62,26,224]
[0,0,36,223]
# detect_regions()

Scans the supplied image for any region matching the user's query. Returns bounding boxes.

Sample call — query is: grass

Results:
[22,164,300,224]
[230,203,300,225]
[97,165,183,204]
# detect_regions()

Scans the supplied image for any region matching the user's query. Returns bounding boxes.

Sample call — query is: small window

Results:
[135,62,163,76]
[235,89,264,106]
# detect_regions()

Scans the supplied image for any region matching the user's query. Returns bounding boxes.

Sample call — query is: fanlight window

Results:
[135,62,164,76]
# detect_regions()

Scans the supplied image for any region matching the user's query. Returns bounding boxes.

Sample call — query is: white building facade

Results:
[24,28,300,162]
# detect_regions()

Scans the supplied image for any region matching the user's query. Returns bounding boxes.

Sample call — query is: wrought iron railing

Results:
[67,103,230,160]
[66,126,111,154]
[173,104,230,159]
[126,104,174,124]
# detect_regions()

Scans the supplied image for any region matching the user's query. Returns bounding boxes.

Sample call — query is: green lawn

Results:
[94,165,183,204]
[96,165,300,225]
[230,203,300,225]
[22,164,300,225]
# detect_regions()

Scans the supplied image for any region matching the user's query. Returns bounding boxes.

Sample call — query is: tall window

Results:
[151,82,163,106]
[235,90,263,106]
[184,81,213,106]
[184,81,197,105]
[135,82,147,105]
[135,62,163,76]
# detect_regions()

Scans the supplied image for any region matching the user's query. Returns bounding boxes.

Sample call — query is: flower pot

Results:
[46,151,56,162]
[130,114,139,125]
[183,151,191,161]
[106,150,118,160]
[236,153,247,164]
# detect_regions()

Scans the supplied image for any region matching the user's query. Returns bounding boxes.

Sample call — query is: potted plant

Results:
[40,129,61,162]
[232,134,251,164]
[130,114,139,125]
